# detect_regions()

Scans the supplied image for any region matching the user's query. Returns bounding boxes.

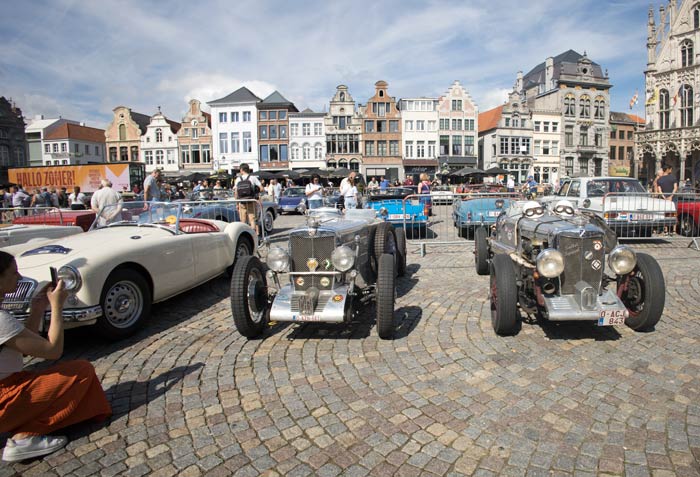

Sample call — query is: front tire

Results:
[618,253,665,331]
[96,269,151,340]
[677,214,697,237]
[230,256,269,338]
[263,208,275,234]
[474,227,489,276]
[490,254,519,335]
[376,253,396,339]
[371,222,397,278]
[395,227,407,277]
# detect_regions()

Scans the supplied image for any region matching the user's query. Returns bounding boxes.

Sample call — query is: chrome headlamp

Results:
[608,245,636,275]
[266,246,290,272]
[57,265,82,292]
[378,207,389,217]
[331,246,355,272]
[536,249,565,278]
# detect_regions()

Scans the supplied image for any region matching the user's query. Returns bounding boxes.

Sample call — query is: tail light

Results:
[424,204,429,217]
[604,211,618,219]
[467,212,472,221]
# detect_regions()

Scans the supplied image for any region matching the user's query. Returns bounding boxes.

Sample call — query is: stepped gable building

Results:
[638,1,700,185]
[178,99,212,172]
[289,108,326,170]
[609,112,645,178]
[324,85,363,172]
[208,87,261,173]
[360,81,402,181]
[105,106,151,162]
[520,50,612,180]
[257,91,298,171]
[0,97,28,182]
[437,80,478,174]
[140,108,181,173]
[43,123,106,165]
[399,96,439,181]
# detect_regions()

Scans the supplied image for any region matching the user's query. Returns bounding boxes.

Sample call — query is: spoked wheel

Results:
[489,254,519,335]
[227,236,253,277]
[263,209,275,234]
[97,269,151,340]
[230,256,269,338]
[376,253,396,339]
[395,227,407,277]
[474,226,489,276]
[677,214,697,237]
[617,253,665,331]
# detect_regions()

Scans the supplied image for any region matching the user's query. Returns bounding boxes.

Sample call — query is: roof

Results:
[208,87,261,105]
[258,90,298,111]
[478,105,503,133]
[522,50,605,91]
[609,111,646,126]
[202,111,211,127]
[627,113,645,125]
[44,123,106,143]
[130,111,152,135]
[165,118,181,133]
[26,118,63,133]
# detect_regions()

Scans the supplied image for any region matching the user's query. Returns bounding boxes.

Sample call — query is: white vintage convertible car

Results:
[2,201,257,340]
[0,223,83,247]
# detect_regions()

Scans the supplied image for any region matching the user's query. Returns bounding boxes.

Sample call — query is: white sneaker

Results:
[2,435,68,462]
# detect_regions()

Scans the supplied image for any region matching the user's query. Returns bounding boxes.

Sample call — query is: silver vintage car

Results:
[230,208,407,339]
[474,199,666,335]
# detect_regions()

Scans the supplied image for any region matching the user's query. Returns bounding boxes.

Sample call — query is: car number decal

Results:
[22,245,72,256]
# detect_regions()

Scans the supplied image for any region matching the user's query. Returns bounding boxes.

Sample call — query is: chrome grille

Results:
[557,232,604,295]
[289,232,336,291]
[290,294,330,313]
[1,278,37,312]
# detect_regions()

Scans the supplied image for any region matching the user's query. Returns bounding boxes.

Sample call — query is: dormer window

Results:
[681,39,694,67]
[339,92,345,101]
[379,90,384,98]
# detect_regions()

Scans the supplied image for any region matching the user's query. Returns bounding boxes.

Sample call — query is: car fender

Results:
[223,222,258,255]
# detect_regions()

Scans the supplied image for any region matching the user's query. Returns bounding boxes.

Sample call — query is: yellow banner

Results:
[609,166,630,177]
[8,164,132,192]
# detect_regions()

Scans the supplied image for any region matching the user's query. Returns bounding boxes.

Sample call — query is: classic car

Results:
[230,209,407,340]
[431,186,455,205]
[675,194,700,237]
[474,199,665,335]
[0,223,83,247]
[12,209,97,232]
[452,195,516,239]
[179,197,279,234]
[278,187,308,214]
[546,177,676,237]
[364,187,429,234]
[1,201,257,340]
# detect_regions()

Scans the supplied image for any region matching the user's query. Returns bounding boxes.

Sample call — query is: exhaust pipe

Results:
[542,282,556,294]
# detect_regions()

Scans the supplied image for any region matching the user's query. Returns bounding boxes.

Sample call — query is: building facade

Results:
[0,97,28,182]
[208,87,260,173]
[609,112,645,178]
[140,109,181,173]
[521,50,612,180]
[324,85,363,172]
[25,117,79,167]
[178,99,212,173]
[437,80,479,173]
[360,81,402,181]
[289,109,326,170]
[42,123,106,165]
[257,91,297,171]
[531,110,561,184]
[105,106,150,163]
[399,97,439,180]
[637,1,700,185]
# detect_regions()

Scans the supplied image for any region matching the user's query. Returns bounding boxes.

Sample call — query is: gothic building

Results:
[637,1,700,185]
[0,97,28,182]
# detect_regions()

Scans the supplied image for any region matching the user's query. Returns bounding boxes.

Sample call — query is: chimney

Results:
[545,57,554,90]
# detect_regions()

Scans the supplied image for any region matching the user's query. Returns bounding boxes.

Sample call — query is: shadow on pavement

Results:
[393,305,423,339]
[536,316,622,341]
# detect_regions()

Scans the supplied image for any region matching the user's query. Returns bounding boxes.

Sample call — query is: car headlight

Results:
[57,265,82,292]
[379,207,388,217]
[331,246,355,272]
[266,246,289,272]
[608,245,636,275]
[495,199,504,209]
[536,249,565,278]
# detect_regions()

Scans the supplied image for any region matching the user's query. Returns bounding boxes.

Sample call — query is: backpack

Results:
[237,176,256,199]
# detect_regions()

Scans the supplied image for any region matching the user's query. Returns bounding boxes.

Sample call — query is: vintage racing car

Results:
[364,187,428,235]
[2,201,257,340]
[452,195,517,239]
[230,208,407,339]
[474,199,665,335]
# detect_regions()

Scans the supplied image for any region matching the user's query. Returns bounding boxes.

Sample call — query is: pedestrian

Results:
[379,176,390,191]
[368,176,379,190]
[305,174,323,209]
[340,175,358,210]
[90,179,122,214]
[0,251,112,462]
[656,164,678,200]
[57,187,68,208]
[234,163,262,236]
[144,168,162,202]
[67,186,87,210]
[272,179,282,203]
[506,175,515,193]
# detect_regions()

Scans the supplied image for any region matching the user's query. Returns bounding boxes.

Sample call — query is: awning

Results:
[439,155,477,166]
[402,159,438,167]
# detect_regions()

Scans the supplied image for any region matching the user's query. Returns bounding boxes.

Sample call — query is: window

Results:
[610,145,616,160]
[376,102,386,117]
[695,5,700,29]
[259,111,267,120]
[231,112,239,122]
[219,133,228,153]
[552,122,558,132]
[155,150,164,165]
[578,157,589,174]
[259,126,268,139]
[659,89,670,129]
[594,99,605,120]
[552,141,558,155]
[315,144,323,160]
[505,118,511,127]
[192,128,198,139]
[405,141,414,158]
[390,120,399,132]
[167,150,176,165]
[291,145,299,160]
[280,125,287,139]
[144,150,153,165]
[439,118,449,130]
[405,120,413,131]
[416,120,425,131]
[302,123,310,136]
[269,111,277,120]
[627,131,633,140]
[44,144,50,153]
[451,99,462,111]
[279,111,286,120]
[389,140,399,156]
[365,141,375,156]
[618,146,625,160]
[521,138,530,154]
[626,146,633,160]
[543,141,552,155]
[365,121,375,133]
[428,141,436,157]
[120,146,129,161]
[465,119,474,131]
[109,147,117,161]
[681,85,694,127]
[377,120,386,132]
[534,121,541,132]
[231,132,240,153]
[682,40,694,67]
[580,96,591,118]
[580,126,589,145]
[452,119,459,130]
[73,143,79,154]
[243,111,251,121]
[379,90,384,98]
[564,95,575,117]
[202,145,211,163]
[269,145,279,161]
[610,130,617,139]
[52,143,58,153]
[452,135,462,155]
[154,128,162,143]
[440,136,449,155]
[243,132,251,152]
[464,136,474,155]
[428,120,436,131]
[512,117,519,127]
[219,112,227,122]
[61,143,67,152]
[314,123,322,135]
[291,123,298,136]
[181,146,190,164]
[543,122,550,132]
[594,159,602,176]
[499,137,509,155]
[595,133,602,147]
[565,126,573,146]
[534,140,542,155]
[377,141,387,156]
[260,145,269,161]
[269,125,278,139]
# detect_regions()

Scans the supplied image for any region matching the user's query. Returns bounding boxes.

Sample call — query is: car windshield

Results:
[93,201,182,230]
[368,187,413,199]
[586,179,645,197]
[283,188,305,197]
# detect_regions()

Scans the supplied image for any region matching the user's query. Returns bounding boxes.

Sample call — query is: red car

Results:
[13,209,96,232]
[676,198,700,236]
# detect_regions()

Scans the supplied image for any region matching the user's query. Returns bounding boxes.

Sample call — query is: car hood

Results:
[280,197,304,204]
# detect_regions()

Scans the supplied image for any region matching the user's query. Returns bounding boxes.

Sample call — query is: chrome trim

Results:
[13,305,103,323]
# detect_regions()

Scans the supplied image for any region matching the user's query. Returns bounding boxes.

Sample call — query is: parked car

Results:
[546,177,676,237]
[12,209,96,232]
[0,224,83,247]
[452,196,516,239]
[1,201,257,340]
[431,186,455,205]
[364,187,429,235]
[279,187,308,214]
[180,198,278,234]
[675,195,700,236]
[230,209,407,340]
[474,199,665,335]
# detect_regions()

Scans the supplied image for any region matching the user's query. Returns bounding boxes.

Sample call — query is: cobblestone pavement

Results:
[2,211,700,476]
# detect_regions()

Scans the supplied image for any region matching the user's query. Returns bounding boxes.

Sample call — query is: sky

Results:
[0,0,653,129]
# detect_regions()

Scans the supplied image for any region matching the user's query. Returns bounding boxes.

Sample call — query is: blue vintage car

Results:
[365,187,429,235]
[279,187,308,214]
[452,196,514,239]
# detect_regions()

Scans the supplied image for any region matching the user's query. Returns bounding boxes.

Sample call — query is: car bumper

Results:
[543,288,627,322]
[270,284,349,323]
[606,218,676,228]
[12,305,103,325]
[280,204,302,212]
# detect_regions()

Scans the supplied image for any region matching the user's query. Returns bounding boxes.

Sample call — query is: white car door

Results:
[190,232,230,283]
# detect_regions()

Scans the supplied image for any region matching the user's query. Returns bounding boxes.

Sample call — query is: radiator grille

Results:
[290,294,330,313]
[290,232,336,291]
[557,233,604,295]
[1,278,37,312]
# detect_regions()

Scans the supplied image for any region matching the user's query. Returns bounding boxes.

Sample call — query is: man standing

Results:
[9,186,29,216]
[506,175,515,193]
[272,179,282,203]
[91,179,123,224]
[656,165,678,200]
[379,176,390,191]
[367,177,379,190]
[144,168,162,202]
[234,163,262,236]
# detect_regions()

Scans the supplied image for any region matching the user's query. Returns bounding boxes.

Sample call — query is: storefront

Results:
[404,159,438,182]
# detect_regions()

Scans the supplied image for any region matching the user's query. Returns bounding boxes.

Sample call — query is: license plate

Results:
[389,214,408,220]
[597,309,627,326]
[487,210,500,217]
[629,213,653,221]
[293,314,323,322]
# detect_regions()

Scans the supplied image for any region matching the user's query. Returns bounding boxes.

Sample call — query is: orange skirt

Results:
[0,359,111,436]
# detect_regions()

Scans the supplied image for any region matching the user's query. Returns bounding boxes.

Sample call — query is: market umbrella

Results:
[452,167,484,176]
[302,168,330,178]
[329,167,352,178]
[484,166,508,175]
[277,169,302,179]
[184,172,208,183]
[257,171,284,180]
[209,172,232,181]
